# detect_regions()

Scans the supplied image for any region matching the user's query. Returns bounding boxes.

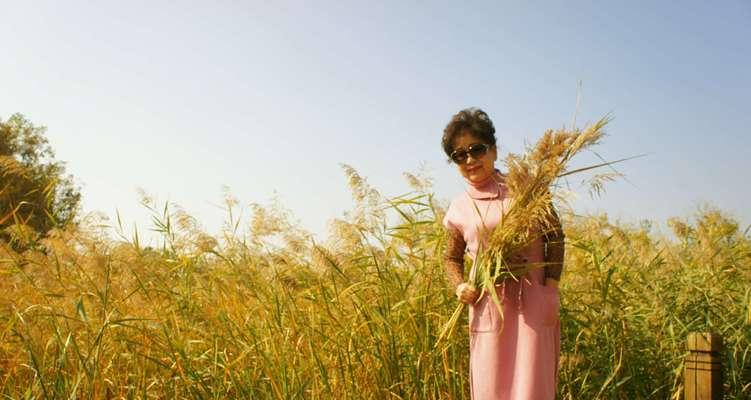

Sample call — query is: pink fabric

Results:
[443,173,560,400]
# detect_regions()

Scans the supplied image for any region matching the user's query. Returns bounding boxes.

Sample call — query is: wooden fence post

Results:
[685,332,723,400]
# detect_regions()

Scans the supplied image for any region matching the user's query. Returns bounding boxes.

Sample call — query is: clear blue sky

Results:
[2,1,750,241]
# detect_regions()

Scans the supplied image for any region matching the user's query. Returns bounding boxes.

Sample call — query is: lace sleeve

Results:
[444,228,467,289]
[543,206,565,281]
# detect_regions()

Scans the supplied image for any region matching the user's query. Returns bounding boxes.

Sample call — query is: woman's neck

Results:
[465,169,501,188]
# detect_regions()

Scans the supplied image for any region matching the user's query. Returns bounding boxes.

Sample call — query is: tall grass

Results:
[1,172,749,399]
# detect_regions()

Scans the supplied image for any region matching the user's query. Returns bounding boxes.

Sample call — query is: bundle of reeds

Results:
[436,115,626,347]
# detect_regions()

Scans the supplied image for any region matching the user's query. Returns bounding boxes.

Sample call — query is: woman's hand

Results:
[544,278,559,288]
[455,282,480,304]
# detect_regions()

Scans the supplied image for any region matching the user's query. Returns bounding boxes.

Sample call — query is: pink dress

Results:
[443,175,560,400]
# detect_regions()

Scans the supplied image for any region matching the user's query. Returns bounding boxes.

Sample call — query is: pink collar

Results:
[465,171,507,200]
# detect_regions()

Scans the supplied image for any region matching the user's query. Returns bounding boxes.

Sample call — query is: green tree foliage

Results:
[0,113,80,241]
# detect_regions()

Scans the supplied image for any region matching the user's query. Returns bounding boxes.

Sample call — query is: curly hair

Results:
[441,108,497,158]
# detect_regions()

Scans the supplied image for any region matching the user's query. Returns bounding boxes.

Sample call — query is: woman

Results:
[441,108,565,400]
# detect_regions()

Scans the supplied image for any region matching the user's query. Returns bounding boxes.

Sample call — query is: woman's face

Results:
[451,131,497,184]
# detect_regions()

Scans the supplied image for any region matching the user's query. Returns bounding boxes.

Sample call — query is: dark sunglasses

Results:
[449,143,490,164]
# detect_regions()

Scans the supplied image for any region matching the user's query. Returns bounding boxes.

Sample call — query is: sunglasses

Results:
[449,143,490,164]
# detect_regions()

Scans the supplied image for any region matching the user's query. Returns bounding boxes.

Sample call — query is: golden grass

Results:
[0,166,749,399]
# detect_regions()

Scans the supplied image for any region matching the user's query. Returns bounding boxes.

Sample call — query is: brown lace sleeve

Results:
[543,206,565,281]
[444,228,467,289]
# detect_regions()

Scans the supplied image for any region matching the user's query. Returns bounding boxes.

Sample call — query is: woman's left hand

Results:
[544,278,559,288]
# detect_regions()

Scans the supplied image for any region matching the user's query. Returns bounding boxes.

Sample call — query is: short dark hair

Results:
[441,108,497,158]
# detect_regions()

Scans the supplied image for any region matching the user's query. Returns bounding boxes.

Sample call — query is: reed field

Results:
[1,168,750,399]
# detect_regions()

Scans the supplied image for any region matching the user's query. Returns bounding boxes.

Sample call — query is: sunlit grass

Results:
[1,172,749,399]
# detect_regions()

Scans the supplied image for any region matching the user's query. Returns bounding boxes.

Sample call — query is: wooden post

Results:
[685,332,723,400]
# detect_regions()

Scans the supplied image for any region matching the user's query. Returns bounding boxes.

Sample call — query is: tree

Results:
[0,113,81,240]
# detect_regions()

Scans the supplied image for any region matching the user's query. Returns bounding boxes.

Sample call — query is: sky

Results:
[2,1,750,242]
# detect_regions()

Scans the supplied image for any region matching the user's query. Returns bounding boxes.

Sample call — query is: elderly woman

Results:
[441,108,565,400]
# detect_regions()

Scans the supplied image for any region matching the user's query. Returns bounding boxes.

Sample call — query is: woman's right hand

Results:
[455,282,480,304]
